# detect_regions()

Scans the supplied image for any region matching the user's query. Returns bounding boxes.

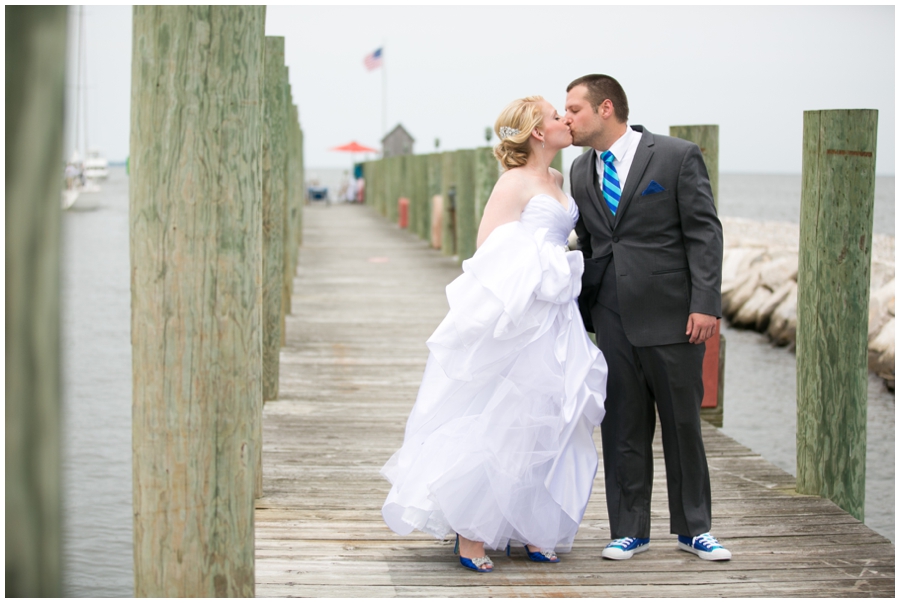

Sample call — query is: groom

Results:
[564,74,730,562]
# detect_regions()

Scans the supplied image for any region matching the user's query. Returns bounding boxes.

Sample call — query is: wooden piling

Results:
[5,6,67,597]
[406,154,423,239]
[796,109,877,521]
[129,6,264,596]
[550,149,563,174]
[380,157,392,218]
[361,160,373,205]
[387,156,403,223]
[397,155,407,221]
[262,37,287,404]
[377,159,387,216]
[411,154,430,240]
[454,149,477,262]
[294,103,305,248]
[670,124,724,427]
[670,125,719,203]
[372,159,382,215]
[282,98,298,333]
[440,152,457,256]
[371,159,384,215]
[289,102,303,267]
[384,156,396,219]
[474,147,499,228]
[427,153,444,249]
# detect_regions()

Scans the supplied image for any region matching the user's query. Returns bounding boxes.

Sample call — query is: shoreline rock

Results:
[722,217,895,391]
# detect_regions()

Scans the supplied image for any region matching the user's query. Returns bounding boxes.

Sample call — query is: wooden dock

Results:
[255,203,894,597]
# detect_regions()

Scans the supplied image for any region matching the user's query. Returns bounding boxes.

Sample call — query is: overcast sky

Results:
[67,5,894,175]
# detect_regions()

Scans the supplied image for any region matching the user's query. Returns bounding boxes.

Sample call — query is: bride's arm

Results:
[476,174,528,248]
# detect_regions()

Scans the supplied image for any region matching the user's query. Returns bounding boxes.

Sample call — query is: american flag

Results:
[363,47,383,71]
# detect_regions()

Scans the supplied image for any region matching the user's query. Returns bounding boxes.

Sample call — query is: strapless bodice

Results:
[519,194,578,247]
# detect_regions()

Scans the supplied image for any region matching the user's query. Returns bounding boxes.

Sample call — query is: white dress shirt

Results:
[595,125,642,197]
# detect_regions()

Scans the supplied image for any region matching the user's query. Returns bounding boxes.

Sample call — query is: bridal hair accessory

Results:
[499,126,520,140]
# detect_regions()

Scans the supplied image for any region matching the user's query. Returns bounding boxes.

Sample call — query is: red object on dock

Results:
[398,197,409,228]
[701,321,721,408]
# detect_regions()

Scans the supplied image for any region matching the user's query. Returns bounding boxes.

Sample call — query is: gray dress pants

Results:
[591,302,712,539]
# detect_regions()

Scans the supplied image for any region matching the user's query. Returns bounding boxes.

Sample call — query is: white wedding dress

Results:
[381,194,608,553]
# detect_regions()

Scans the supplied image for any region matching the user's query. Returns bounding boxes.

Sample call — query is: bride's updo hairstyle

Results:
[493,96,544,170]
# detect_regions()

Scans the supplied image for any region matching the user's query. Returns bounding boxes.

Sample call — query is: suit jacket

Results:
[572,126,723,347]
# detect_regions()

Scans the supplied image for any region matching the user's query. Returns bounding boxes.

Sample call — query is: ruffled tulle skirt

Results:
[381,221,607,552]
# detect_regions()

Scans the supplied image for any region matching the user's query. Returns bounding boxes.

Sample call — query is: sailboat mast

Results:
[73,6,82,159]
[80,6,87,158]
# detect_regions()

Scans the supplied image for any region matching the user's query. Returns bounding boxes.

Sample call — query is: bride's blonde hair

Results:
[493,96,544,170]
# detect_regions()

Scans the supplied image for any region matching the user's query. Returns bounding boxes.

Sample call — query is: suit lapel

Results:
[614,128,654,227]
[576,150,611,230]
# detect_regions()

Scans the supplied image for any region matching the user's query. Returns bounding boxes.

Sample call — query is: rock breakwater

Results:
[721,217,894,391]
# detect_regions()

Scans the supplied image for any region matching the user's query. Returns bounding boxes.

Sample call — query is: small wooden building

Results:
[381,124,414,158]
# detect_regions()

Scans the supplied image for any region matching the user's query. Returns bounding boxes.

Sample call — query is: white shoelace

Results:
[694,533,721,548]
[608,537,636,548]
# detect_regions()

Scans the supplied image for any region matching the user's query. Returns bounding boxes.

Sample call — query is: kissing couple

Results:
[381,74,731,572]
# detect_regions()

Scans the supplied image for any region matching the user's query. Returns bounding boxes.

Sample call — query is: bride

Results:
[381,96,608,573]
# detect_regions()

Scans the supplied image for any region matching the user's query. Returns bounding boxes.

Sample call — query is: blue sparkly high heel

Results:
[455,534,493,573]
[506,541,560,563]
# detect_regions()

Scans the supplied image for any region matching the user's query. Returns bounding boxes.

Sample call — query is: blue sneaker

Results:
[678,533,731,561]
[601,536,650,560]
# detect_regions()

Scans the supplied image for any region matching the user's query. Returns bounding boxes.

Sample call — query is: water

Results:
[718,173,895,236]
[59,169,894,596]
[61,167,133,596]
[720,322,894,541]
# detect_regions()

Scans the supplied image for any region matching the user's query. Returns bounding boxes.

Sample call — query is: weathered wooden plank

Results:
[256,582,890,598]
[257,204,894,598]
[130,6,264,596]
[255,564,895,588]
[5,6,68,597]
[253,539,895,562]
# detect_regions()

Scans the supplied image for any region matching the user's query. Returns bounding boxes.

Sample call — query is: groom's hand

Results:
[686,313,717,344]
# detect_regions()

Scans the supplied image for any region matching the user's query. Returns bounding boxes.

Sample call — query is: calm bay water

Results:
[61,167,133,596]
[718,173,895,236]
[60,168,894,596]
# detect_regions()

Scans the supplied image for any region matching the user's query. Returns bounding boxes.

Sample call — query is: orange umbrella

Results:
[330,141,378,153]
[329,141,377,203]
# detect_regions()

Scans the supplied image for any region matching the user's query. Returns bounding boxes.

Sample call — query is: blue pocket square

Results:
[641,180,666,196]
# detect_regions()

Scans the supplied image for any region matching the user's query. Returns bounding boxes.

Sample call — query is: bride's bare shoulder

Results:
[489,170,530,208]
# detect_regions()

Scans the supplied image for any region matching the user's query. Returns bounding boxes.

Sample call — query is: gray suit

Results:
[571,125,723,539]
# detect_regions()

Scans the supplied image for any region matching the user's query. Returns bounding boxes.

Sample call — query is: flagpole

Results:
[381,41,387,138]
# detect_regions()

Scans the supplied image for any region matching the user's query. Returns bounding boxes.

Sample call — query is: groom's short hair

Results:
[567,74,629,123]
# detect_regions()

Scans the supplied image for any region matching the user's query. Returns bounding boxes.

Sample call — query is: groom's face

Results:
[564,85,604,148]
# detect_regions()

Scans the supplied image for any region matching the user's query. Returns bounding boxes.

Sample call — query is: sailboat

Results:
[62,6,107,209]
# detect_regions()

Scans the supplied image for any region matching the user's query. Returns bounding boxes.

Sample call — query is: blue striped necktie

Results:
[600,150,621,215]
